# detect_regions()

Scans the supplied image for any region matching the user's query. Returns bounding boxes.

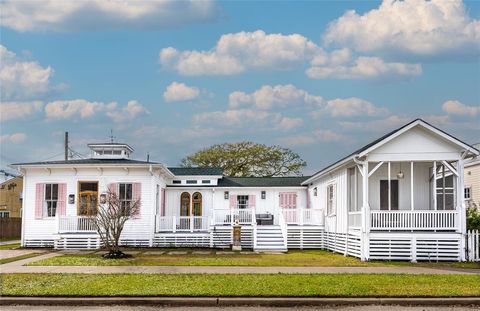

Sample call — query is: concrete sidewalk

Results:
[1,252,479,274]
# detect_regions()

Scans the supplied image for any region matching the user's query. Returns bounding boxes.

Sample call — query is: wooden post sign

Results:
[232,220,242,251]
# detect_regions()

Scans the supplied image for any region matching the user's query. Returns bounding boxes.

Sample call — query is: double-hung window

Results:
[44,183,58,217]
[464,187,472,201]
[237,195,249,209]
[326,184,336,216]
[119,183,133,215]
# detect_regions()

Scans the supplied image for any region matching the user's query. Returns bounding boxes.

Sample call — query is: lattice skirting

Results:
[287,227,323,249]
[55,236,102,250]
[24,239,55,248]
[369,235,461,261]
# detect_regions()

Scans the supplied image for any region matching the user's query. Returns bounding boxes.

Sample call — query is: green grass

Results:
[0,252,42,265]
[0,243,21,250]
[1,273,479,297]
[27,249,480,269]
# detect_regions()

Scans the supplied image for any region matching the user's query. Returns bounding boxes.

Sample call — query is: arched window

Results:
[180,192,190,216]
[192,192,202,216]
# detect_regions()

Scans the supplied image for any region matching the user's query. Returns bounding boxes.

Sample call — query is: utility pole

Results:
[64,132,69,161]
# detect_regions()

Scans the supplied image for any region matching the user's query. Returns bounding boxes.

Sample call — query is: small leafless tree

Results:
[89,190,140,258]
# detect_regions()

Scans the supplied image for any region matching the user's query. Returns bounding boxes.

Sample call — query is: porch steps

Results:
[254,226,287,252]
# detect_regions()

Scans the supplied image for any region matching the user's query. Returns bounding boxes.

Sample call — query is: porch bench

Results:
[256,213,274,225]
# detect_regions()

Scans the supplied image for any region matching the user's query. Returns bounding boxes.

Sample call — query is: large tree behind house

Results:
[181,141,306,177]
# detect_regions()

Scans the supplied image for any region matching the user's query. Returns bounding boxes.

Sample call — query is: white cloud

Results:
[106,100,148,122]
[323,0,480,58]
[0,0,219,32]
[159,30,320,76]
[280,129,347,147]
[163,82,200,102]
[0,45,55,100]
[0,101,43,122]
[229,84,323,110]
[442,100,480,117]
[45,99,147,122]
[194,108,303,132]
[45,99,116,119]
[307,56,422,79]
[339,115,411,132]
[322,97,388,117]
[0,133,27,143]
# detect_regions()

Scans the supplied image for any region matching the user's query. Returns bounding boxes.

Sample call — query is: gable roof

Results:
[167,167,223,176]
[302,118,479,185]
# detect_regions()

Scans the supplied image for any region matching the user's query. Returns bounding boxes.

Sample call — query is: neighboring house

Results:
[464,144,480,209]
[11,119,479,261]
[0,176,23,218]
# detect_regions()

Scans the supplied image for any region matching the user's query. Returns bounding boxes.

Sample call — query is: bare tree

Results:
[89,190,140,258]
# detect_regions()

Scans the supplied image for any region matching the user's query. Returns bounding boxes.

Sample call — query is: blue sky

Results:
[1,0,479,174]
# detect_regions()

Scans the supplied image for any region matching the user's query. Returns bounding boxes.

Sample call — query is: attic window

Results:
[172,180,181,184]
[202,180,211,184]
[186,180,197,184]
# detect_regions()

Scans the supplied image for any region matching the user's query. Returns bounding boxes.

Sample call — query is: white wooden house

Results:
[11,119,479,261]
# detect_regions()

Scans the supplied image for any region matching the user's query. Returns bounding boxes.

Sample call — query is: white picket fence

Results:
[466,230,479,262]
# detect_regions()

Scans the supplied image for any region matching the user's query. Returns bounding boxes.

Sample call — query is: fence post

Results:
[172,216,176,233]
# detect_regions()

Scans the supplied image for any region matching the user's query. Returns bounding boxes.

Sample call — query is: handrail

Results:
[278,211,288,249]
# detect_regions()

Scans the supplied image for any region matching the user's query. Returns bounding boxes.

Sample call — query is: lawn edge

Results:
[1,297,480,307]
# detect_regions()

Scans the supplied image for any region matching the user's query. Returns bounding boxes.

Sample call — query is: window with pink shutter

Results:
[57,183,67,216]
[229,195,237,209]
[248,195,256,208]
[35,183,44,219]
[161,187,166,216]
[279,192,297,209]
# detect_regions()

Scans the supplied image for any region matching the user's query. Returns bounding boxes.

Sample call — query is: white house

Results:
[11,119,479,261]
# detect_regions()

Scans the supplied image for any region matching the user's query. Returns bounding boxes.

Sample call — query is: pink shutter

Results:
[132,183,141,218]
[291,193,297,209]
[161,188,166,216]
[108,183,118,196]
[248,195,256,209]
[57,183,67,216]
[229,195,237,209]
[35,183,44,219]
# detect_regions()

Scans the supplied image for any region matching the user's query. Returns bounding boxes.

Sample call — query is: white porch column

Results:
[457,159,466,261]
[410,162,414,211]
[388,161,391,211]
[361,161,370,261]
[433,161,437,210]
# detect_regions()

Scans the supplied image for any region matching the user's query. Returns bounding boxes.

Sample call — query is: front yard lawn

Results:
[2,273,479,297]
[27,249,480,269]
[0,243,21,250]
[0,252,43,265]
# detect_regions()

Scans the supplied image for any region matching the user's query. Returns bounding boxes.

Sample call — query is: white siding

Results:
[22,166,163,244]
[309,169,348,233]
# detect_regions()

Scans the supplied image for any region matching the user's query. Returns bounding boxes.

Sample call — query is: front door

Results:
[78,182,98,215]
[380,180,399,210]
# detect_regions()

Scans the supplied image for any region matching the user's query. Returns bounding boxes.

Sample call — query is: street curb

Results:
[1,297,480,307]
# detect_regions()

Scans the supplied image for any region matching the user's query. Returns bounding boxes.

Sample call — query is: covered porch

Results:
[349,160,464,231]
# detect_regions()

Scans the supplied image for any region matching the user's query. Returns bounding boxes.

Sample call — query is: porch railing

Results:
[348,211,362,229]
[281,208,324,225]
[58,216,96,233]
[370,210,457,230]
[155,216,209,232]
[213,208,255,225]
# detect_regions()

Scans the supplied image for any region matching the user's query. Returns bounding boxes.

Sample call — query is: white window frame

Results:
[237,195,249,209]
[464,186,472,200]
[326,183,336,216]
[44,183,59,218]
[118,183,133,215]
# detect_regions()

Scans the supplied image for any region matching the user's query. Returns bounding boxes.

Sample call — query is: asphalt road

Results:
[2,306,478,311]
